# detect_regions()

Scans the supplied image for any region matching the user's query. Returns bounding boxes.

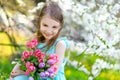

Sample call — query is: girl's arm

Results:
[10,63,25,78]
[55,40,66,73]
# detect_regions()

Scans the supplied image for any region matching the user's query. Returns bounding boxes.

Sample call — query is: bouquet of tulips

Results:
[19,38,58,80]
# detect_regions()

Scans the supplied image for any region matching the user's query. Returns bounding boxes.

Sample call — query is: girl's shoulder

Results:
[54,37,70,49]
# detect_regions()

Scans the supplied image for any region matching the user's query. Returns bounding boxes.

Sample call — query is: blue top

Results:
[37,37,69,54]
[37,37,69,80]
[13,37,69,80]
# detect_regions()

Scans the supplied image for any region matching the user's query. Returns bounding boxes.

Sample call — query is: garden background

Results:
[0,0,120,80]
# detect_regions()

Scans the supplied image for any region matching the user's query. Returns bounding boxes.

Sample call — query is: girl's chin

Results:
[43,34,54,40]
[45,36,52,40]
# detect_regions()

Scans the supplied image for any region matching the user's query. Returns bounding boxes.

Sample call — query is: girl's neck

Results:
[45,39,49,44]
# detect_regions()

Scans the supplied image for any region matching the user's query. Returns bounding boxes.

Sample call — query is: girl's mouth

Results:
[45,34,52,37]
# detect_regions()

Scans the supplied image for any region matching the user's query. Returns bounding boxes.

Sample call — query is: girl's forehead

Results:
[41,15,61,26]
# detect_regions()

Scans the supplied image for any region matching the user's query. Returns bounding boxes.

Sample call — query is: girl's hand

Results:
[10,63,25,78]
[10,69,25,78]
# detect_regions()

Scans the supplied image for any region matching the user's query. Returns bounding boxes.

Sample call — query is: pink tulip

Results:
[31,38,38,47]
[29,66,36,71]
[49,54,57,59]
[49,54,58,63]
[25,62,36,72]
[34,49,45,59]
[26,38,38,48]
[38,58,43,63]
[51,65,57,72]
[25,70,30,76]
[22,51,32,60]
[26,42,32,48]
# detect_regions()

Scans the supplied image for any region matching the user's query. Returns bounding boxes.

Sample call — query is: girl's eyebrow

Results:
[53,25,58,27]
[53,25,61,28]
[43,23,47,25]
[42,22,60,27]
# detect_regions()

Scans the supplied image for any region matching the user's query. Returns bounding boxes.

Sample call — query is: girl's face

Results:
[40,15,61,41]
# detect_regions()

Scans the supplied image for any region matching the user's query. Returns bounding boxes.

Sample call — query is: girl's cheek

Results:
[41,27,46,31]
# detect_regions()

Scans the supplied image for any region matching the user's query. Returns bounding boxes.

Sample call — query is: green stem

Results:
[33,73,39,80]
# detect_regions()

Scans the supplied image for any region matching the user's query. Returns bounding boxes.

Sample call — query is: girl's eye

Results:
[43,24,48,27]
[53,26,57,29]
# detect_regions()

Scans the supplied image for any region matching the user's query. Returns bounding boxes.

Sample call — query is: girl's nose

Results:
[46,30,53,33]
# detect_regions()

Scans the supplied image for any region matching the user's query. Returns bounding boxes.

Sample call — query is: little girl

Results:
[10,1,69,80]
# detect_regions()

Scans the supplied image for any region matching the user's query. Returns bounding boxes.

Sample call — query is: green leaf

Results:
[38,69,44,72]
[34,61,39,66]
[45,64,50,68]
[20,65,26,71]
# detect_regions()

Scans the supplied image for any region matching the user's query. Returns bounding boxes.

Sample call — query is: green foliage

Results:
[25,56,38,63]
[67,49,117,72]
[95,69,120,80]
[19,62,26,71]
[65,49,120,80]
[0,56,14,80]
[68,50,100,71]
[65,64,88,80]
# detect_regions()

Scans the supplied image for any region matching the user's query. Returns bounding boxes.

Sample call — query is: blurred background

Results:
[0,0,120,80]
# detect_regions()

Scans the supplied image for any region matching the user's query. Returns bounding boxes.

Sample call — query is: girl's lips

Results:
[45,34,52,37]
